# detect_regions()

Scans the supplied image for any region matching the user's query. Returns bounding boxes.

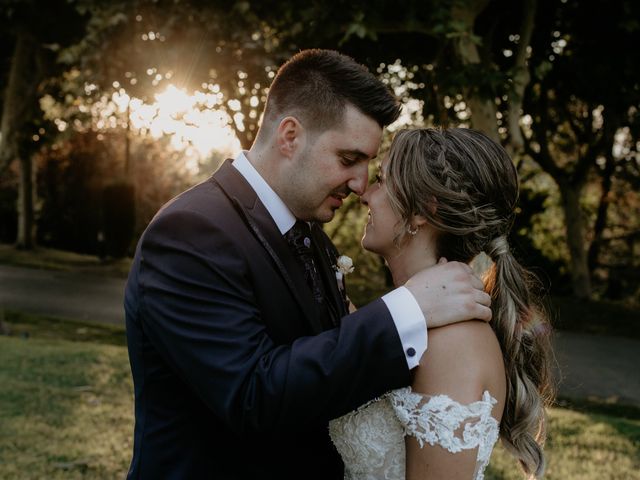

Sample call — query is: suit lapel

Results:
[311,223,348,322]
[211,160,325,334]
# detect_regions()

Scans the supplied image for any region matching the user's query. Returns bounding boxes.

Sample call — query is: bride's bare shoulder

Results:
[428,320,501,357]
[412,320,506,405]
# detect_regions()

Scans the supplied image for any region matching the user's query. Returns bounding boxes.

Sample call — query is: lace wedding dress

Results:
[329,387,500,480]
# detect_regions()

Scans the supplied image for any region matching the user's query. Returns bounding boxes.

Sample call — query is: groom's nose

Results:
[347,163,369,196]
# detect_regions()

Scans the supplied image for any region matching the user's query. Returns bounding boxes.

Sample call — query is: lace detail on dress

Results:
[329,392,405,480]
[390,388,499,480]
[329,388,499,480]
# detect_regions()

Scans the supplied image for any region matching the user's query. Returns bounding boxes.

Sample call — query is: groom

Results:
[124,49,491,479]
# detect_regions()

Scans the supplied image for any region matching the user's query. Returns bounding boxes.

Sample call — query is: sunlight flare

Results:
[108,84,240,161]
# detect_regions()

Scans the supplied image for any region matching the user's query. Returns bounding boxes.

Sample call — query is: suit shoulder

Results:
[140,180,243,251]
[156,178,227,217]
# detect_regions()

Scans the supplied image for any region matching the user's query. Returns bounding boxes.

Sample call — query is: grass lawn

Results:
[1,316,640,479]
[1,310,126,346]
[0,336,133,479]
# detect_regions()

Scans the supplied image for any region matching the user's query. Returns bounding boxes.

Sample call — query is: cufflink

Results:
[406,347,416,357]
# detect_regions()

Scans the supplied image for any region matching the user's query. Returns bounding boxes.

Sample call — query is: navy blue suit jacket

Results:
[124,160,412,479]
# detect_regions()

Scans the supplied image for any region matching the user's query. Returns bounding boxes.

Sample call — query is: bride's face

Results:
[360,157,403,257]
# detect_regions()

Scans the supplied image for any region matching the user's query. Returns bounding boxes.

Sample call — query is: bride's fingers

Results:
[438,257,448,264]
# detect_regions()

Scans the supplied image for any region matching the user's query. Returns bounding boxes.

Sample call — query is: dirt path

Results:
[554,331,640,407]
[1,264,126,324]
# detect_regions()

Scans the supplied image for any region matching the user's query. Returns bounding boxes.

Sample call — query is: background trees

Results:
[521,0,640,298]
[0,0,87,248]
[1,0,637,303]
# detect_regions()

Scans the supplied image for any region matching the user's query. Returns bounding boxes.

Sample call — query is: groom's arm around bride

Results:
[123,49,491,480]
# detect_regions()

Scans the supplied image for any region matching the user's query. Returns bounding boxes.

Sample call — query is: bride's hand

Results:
[404,259,492,328]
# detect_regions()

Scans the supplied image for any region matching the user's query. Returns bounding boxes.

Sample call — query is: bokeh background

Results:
[0,0,638,478]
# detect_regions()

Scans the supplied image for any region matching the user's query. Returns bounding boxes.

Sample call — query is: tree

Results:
[522,0,640,298]
[64,0,282,149]
[3,0,637,302]
[0,0,86,249]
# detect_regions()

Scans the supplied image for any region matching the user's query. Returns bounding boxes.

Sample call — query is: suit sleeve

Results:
[134,208,412,435]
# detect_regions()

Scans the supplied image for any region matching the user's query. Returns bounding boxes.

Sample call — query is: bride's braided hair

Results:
[385,128,555,478]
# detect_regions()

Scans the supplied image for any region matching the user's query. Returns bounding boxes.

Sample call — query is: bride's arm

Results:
[402,321,506,480]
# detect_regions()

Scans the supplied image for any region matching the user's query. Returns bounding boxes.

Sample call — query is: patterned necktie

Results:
[284,221,325,305]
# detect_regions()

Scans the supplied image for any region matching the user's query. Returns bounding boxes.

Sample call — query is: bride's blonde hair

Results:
[385,128,555,478]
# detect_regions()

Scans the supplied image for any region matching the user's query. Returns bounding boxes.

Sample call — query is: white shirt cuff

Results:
[381,286,428,370]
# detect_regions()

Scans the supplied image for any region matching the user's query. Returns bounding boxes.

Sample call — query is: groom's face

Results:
[285,105,382,223]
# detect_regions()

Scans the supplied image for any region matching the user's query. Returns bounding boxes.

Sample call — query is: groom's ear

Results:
[276,116,304,159]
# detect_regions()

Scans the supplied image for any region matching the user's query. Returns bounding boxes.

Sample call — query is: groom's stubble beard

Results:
[289,185,352,223]
[285,146,353,223]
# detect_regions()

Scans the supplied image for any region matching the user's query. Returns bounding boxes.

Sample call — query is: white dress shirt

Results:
[232,152,427,369]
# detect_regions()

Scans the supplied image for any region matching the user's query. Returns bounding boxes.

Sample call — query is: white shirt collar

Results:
[232,152,296,234]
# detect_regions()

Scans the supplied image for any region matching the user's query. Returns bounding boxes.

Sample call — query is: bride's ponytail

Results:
[484,236,554,478]
[385,128,556,479]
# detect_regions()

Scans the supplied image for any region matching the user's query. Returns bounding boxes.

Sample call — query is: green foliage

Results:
[2,0,639,301]
[55,0,278,148]
[0,0,89,164]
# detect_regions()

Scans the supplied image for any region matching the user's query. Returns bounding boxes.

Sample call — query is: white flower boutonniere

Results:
[334,255,354,283]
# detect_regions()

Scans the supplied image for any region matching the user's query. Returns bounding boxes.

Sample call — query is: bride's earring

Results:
[407,225,419,236]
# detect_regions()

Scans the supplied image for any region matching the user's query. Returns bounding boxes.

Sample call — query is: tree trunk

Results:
[451,0,500,142]
[16,154,37,249]
[0,309,9,336]
[467,95,500,142]
[505,0,537,160]
[0,34,33,174]
[588,155,615,271]
[455,34,499,140]
[559,180,591,298]
[1,32,43,249]
[455,21,500,142]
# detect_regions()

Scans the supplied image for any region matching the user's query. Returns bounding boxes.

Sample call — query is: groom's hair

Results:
[260,49,400,134]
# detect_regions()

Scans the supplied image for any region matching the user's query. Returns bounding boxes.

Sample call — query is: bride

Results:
[329,128,555,479]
